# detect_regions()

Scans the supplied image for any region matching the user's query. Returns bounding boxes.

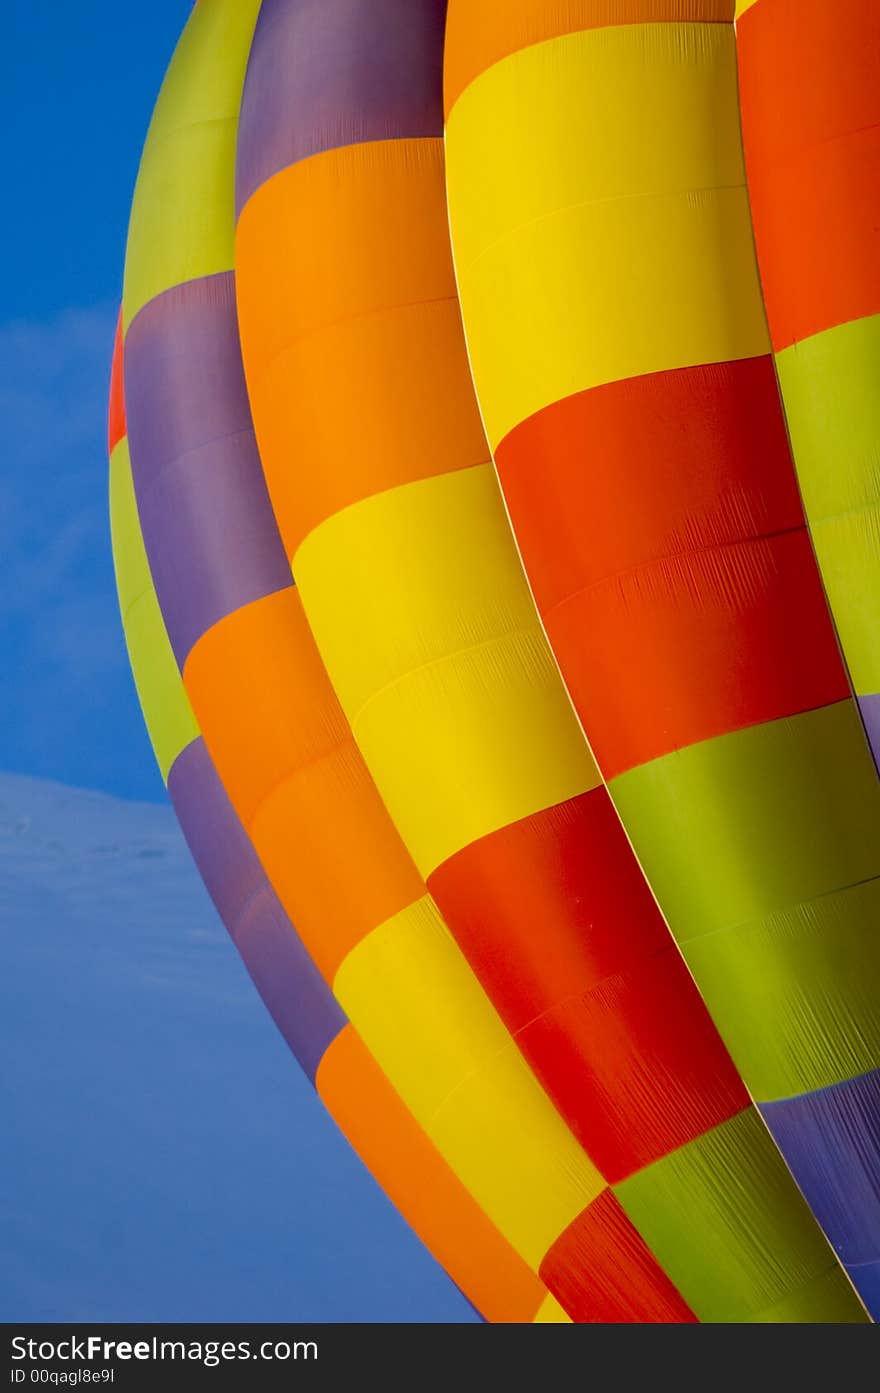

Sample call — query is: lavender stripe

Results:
[168,738,346,1085]
[236,0,447,215]
[858,692,880,773]
[760,1067,880,1319]
[125,273,292,667]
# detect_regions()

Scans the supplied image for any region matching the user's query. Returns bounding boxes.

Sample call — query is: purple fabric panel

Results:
[236,0,447,215]
[167,737,346,1085]
[858,693,880,773]
[846,1260,880,1320]
[760,1068,880,1319]
[125,273,291,668]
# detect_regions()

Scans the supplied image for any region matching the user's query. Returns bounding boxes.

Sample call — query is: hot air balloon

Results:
[110,0,878,1322]
[444,0,880,1317]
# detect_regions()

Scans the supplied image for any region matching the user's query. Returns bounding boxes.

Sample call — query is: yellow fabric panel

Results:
[430,1033,606,1269]
[109,438,152,622]
[109,441,198,780]
[333,893,605,1268]
[735,0,760,16]
[122,0,261,329]
[333,895,513,1114]
[294,464,601,876]
[534,1294,572,1323]
[446,21,770,449]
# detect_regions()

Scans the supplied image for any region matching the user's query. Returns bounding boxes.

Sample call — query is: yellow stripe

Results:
[123,0,261,329]
[294,464,601,876]
[533,1294,572,1323]
[109,440,199,780]
[735,0,760,16]
[446,22,769,449]
[334,894,605,1267]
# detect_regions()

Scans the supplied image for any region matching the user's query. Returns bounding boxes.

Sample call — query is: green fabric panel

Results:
[751,1265,867,1325]
[684,876,880,1099]
[122,0,262,329]
[109,440,199,782]
[776,314,880,695]
[609,701,880,943]
[109,438,152,618]
[608,703,880,1100]
[614,1109,867,1323]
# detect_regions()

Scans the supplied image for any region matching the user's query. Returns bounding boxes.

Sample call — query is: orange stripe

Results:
[236,139,488,560]
[443,0,734,116]
[317,1026,547,1324]
[183,588,425,982]
[738,0,880,348]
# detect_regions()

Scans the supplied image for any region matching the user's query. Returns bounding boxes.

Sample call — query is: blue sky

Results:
[2,5,194,800]
[3,6,476,1324]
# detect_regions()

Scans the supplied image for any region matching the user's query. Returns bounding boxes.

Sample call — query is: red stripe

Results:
[495,358,849,777]
[540,1189,697,1323]
[108,312,126,453]
[429,788,748,1182]
[739,0,880,348]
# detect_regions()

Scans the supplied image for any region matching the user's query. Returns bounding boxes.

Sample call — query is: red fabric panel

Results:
[540,1188,697,1323]
[495,358,849,777]
[738,0,880,348]
[108,312,126,453]
[429,788,748,1182]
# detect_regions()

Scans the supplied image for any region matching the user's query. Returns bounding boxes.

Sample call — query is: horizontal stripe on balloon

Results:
[236,139,487,560]
[313,1025,548,1324]
[235,0,446,215]
[494,359,850,776]
[614,1108,864,1322]
[429,787,748,1181]
[125,273,292,666]
[737,0,880,348]
[444,0,734,116]
[446,21,769,450]
[167,736,347,1083]
[539,1190,697,1324]
[760,1068,880,1271]
[123,0,261,328]
[293,463,601,876]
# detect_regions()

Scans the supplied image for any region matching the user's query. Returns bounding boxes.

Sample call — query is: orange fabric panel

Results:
[236,138,488,559]
[183,588,425,982]
[317,1025,547,1324]
[738,0,880,348]
[443,0,734,116]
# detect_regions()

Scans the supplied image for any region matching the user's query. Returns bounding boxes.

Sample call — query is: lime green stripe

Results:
[685,876,880,1098]
[122,0,261,329]
[776,313,880,695]
[110,439,199,781]
[609,702,880,1097]
[614,1109,867,1323]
